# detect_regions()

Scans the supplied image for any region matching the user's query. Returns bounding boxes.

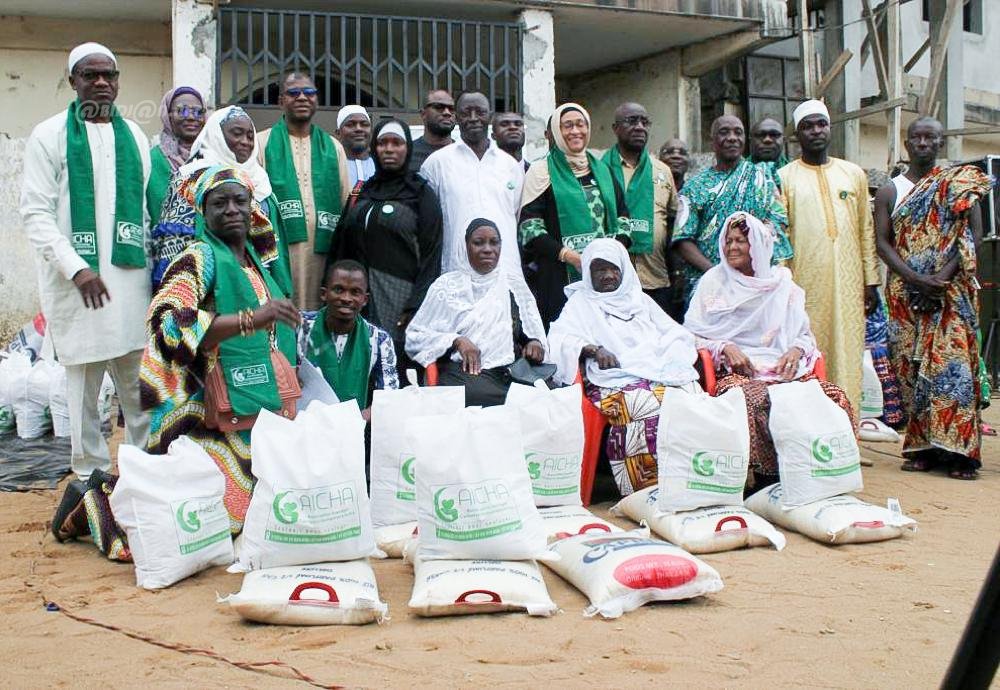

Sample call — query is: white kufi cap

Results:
[68,42,117,73]
[792,99,830,128]
[337,104,370,129]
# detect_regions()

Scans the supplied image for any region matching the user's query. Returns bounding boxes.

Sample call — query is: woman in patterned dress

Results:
[685,212,855,489]
[50,166,299,558]
[547,238,700,496]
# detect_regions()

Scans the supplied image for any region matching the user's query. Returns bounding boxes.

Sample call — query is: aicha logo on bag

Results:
[231,364,269,387]
[811,432,856,464]
[396,455,417,501]
[272,491,300,524]
[433,488,460,523]
[691,451,716,477]
[174,501,202,533]
[527,459,542,480]
[401,457,416,486]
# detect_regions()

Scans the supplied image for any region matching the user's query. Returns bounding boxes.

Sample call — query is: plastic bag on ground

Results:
[98,372,115,429]
[375,521,418,558]
[235,401,379,572]
[858,418,901,443]
[0,355,16,436]
[505,382,585,507]
[611,485,785,553]
[110,437,234,589]
[657,388,750,512]
[860,350,884,420]
[408,554,557,617]
[538,505,622,542]
[47,362,70,438]
[222,561,387,625]
[8,353,53,439]
[407,404,552,562]
[369,385,465,526]
[744,483,917,544]
[768,380,863,508]
[544,529,723,618]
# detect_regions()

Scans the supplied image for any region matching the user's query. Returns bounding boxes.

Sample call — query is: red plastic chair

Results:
[423,363,606,506]
[698,349,827,395]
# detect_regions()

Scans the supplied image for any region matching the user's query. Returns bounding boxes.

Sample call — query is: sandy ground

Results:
[1,410,998,690]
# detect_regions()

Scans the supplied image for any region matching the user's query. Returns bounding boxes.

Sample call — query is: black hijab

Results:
[361,117,424,202]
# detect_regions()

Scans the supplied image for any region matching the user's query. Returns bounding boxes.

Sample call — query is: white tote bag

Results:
[407,405,552,561]
[768,380,863,508]
[860,350,884,420]
[657,387,750,512]
[235,401,379,571]
[369,385,465,526]
[504,382,585,507]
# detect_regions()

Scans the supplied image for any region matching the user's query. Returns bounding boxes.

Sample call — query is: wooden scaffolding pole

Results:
[885,0,902,167]
[798,0,816,98]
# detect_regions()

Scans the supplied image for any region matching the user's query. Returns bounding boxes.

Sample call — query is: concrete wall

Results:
[0,16,171,344]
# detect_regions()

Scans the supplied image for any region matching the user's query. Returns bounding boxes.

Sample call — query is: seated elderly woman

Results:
[405,218,547,406]
[548,238,700,496]
[50,165,301,558]
[684,211,854,487]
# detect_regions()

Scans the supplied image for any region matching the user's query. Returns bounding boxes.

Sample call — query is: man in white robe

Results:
[19,43,151,480]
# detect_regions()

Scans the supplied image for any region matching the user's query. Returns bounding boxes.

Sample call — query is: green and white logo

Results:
[524,451,580,496]
[691,451,715,477]
[231,364,269,387]
[685,449,746,494]
[433,487,459,523]
[264,482,362,545]
[396,455,417,501]
[278,199,305,220]
[116,221,143,247]
[809,431,860,477]
[175,500,202,533]
[169,496,229,555]
[317,211,340,230]
[71,231,97,255]
[431,481,521,541]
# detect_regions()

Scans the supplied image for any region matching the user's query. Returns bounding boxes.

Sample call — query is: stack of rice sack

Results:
[744,380,916,544]
[221,401,387,625]
[612,388,785,554]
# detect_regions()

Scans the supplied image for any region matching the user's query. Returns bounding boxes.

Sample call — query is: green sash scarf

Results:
[306,310,372,406]
[548,148,619,254]
[204,230,297,417]
[66,100,145,273]
[146,146,172,227]
[603,145,653,254]
[264,116,342,254]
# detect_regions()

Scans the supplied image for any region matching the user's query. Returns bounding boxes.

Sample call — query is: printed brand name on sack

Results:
[432,481,522,542]
[170,497,230,554]
[265,482,362,544]
[231,364,269,387]
[116,221,143,247]
[317,212,340,230]
[686,450,745,494]
[810,432,860,475]
[613,554,698,590]
[581,536,662,563]
[525,452,581,495]
[72,232,97,255]
[396,455,416,501]
[278,199,305,220]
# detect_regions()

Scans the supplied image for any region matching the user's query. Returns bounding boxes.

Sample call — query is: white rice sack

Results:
[9,353,53,439]
[860,350,884,419]
[222,561,387,625]
[858,418,901,443]
[369,386,465,526]
[110,438,233,589]
[408,556,557,617]
[408,405,552,562]
[0,356,16,435]
[505,382,585,507]
[47,362,70,438]
[657,387,750,512]
[235,401,379,572]
[744,483,917,544]
[769,380,863,508]
[611,486,785,554]
[544,529,724,618]
[375,521,418,558]
[538,505,622,542]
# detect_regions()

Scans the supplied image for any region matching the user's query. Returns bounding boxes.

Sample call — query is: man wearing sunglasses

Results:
[258,72,351,310]
[20,42,152,482]
[409,89,455,173]
[602,102,679,315]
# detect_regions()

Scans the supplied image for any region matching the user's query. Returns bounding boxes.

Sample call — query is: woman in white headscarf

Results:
[547,238,699,496]
[685,211,854,484]
[519,103,631,327]
[151,106,291,295]
[406,218,547,406]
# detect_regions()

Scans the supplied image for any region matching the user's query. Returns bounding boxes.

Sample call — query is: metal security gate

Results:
[216,7,522,118]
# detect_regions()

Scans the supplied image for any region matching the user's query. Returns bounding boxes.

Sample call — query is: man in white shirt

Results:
[336,104,375,189]
[419,91,525,275]
[19,42,151,481]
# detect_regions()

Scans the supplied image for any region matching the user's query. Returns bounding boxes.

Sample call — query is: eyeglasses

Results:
[77,69,119,82]
[425,102,455,113]
[285,87,318,98]
[616,115,651,127]
[172,105,206,119]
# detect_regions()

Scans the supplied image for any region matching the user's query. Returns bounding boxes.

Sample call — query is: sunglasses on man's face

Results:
[172,105,206,119]
[286,87,318,98]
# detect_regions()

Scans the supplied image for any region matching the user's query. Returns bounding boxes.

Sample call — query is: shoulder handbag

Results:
[204,346,301,432]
